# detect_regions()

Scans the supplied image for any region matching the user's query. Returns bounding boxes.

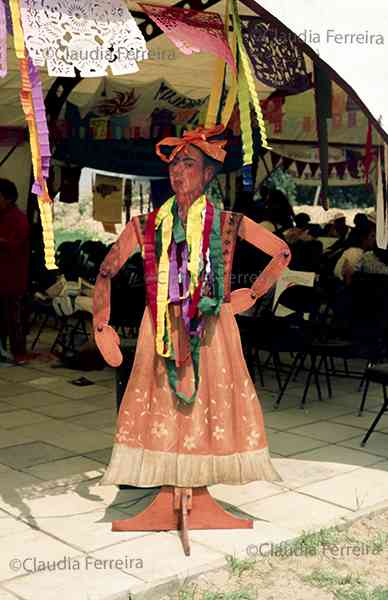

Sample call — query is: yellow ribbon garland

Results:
[155,196,175,356]
[186,194,206,294]
[156,209,174,357]
[154,195,206,357]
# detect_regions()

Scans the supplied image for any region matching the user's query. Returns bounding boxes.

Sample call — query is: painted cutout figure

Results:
[93,125,291,488]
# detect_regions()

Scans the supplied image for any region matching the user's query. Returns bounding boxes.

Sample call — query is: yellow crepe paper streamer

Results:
[156,209,174,357]
[8,0,25,58]
[231,0,271,152]
[38,191,57,270]
[221,32,238,127]
[154,195,206,357]
[155,197,175,357]
[186,194,206,294]
[205,58,225,129]
[10,5,57,270]
[237,68,253,166]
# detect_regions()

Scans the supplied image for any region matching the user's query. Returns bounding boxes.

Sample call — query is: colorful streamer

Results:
[10,2,56,269]
[144,194,224,405]
[230,0,271,166]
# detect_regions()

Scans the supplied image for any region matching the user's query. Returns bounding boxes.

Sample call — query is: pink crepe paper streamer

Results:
[0,0,7,78]
[140,4,236,73]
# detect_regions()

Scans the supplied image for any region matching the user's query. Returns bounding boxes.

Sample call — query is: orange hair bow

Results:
[155,124,227,164]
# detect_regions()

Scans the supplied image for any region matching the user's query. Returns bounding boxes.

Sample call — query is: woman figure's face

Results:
[169,145,215,203]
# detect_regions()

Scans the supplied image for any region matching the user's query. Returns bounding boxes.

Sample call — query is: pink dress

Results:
[93,208,291,487]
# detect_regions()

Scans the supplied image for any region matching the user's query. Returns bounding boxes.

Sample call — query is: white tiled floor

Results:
[1,334,388,599]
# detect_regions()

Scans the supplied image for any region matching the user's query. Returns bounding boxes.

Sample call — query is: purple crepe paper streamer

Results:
[168,240,180,303]
[0,0,7,78]
[180,242,194,335]
[3,0,11,34]
[28,57,51,184]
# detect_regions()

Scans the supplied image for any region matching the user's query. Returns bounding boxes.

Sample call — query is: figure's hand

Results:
[230,288,258,315]
[94,324,123,367]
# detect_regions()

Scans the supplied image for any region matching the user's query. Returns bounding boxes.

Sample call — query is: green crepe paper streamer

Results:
[209,206,225,304]
[172,201,186,244]
[158,201,224,406]
[198,296,222,316]
[165,336,201,406]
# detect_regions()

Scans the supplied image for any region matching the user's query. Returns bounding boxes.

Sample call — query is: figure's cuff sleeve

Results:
[92,219,138,334]
[238,215,291,300]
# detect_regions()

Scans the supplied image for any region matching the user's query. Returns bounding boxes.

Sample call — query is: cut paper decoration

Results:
[140,4,236,73]
[0,0,6,77]
[19,0,148,77]
[93,174,123,224]
[241,17,311,94]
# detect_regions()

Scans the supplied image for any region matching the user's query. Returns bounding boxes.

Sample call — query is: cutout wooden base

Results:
[112,486,253,556]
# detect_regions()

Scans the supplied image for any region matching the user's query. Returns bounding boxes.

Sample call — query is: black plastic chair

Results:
[359,364,388,446]
[252,284,326,408]
[313,273,388,398]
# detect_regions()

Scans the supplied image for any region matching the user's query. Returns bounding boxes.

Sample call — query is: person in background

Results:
[0,179,30,364]
[334,216,376,285]
[259,189,294,236]
[284,212,312,245]
[346,212,370,247]
[324,212,349,238]
[308,223,324,238]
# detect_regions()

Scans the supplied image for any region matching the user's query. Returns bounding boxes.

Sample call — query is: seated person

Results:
[284,212,312,244]
[259,189,294,236]
[334,216,376,285]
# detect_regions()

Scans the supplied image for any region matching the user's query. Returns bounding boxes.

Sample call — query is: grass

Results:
[271,527,342,558]
[303,569,364,589]
[202,592,256,600]
[177,587,256,600]
[303,569,388,600]
[225,555,256,578]
[335,587,388,600]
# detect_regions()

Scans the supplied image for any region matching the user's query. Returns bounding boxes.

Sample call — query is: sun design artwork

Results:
[95,184,119,197]
[96,90,139,115]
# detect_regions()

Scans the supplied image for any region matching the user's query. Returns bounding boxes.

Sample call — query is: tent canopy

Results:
[0,0,386,205]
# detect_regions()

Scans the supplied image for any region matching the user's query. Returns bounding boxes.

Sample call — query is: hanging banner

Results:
[141,4,235,72]
[63,78,209,140]
[93,174,123,224]
[19,0,148,77]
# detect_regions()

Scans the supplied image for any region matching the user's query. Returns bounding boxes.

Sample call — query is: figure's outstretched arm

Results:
[93,220,139,366]
[231,215,291,314]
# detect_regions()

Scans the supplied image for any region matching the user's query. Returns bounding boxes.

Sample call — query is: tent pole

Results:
[0,143,18,168]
